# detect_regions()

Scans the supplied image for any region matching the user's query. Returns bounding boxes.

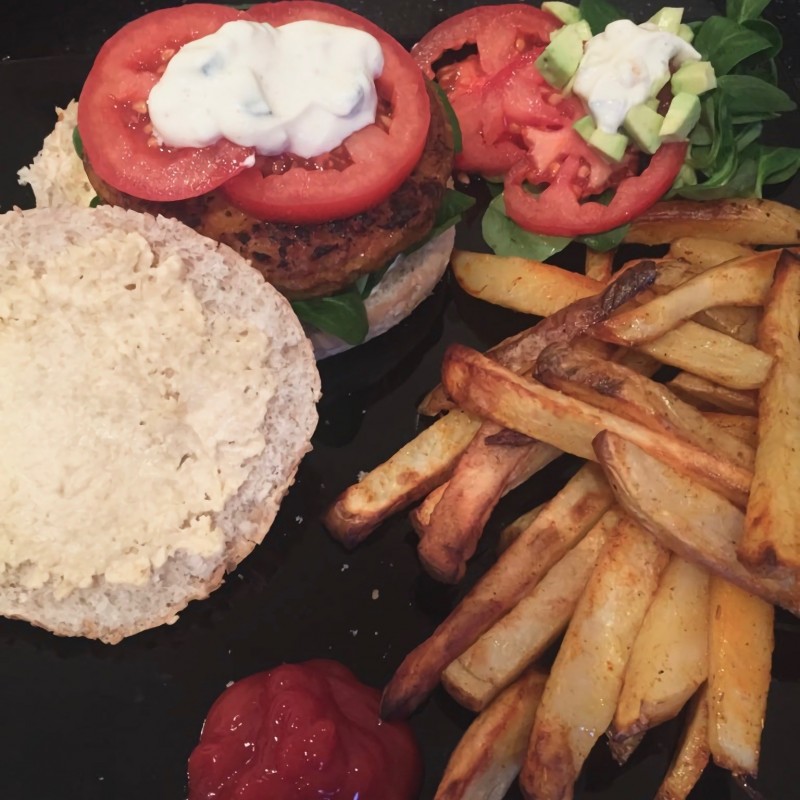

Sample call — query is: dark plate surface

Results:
[1,2,799,799]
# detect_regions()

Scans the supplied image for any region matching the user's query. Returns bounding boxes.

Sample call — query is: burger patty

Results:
[85,86,454,298]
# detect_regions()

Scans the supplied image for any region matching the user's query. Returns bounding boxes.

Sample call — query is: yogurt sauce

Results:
[147,19,384,159]
[574,19,701,134]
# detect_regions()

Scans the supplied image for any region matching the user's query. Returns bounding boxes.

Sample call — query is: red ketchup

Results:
[188,659,422,800]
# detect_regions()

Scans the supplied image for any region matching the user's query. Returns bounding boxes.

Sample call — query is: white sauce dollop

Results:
[574,19,701,134]
[147,20,384,159]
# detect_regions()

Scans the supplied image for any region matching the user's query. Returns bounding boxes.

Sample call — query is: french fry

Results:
[738,251,800,574]
[380,463,614,720]
[419,432,560,583]
[707,577,774,776]
[443,511,615,711]
[693,306,760,345]
[667,372,758,415]
[443,345,752,507]
[498,504,545,553]
[655,685,710,800]
[419,260,655,415]
[626,198,800,246]
[594,431,800,615]
[411,482,446,536]
[520,515,669,800]
[323,410,482,548]
[668,237,753,267]
[611,557,709,748]
[535,342,754,469]
[434,669,548,800]
[703,412,758,446]
[595,250,779,346]
[585,248,614,282]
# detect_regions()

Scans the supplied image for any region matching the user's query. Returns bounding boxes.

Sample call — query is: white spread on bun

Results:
[0,205,320,642]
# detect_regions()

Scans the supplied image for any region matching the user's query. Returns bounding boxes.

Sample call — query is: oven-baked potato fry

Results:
[443,511,614,711]
[535,342,754,469]
[708,577,774,777]
[667,373,758,415]
[381,464,613,720]
[443,345,752,507]
[611,557,709,746]
[703,413,758,445]
[667,237,753,267]
[626,198,800,246]
[594,431,800,615]
[738,252,800,575]
[520,515,669,800]
[434,669,548,800]
[323,409,482,548]
[585,248,614,283]
[498,504,545,553]
[595,251,778,346]
[655,685,710,800]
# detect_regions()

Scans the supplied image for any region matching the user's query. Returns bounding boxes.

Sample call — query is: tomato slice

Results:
[412,4,561,79]
[222,1,431,224]
[503,142,688,237]
[79,4,255,202]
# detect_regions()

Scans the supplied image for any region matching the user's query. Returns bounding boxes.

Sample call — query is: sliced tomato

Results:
[223,1,431,224]
[411,4,561,79]
[79,4,255,202]
[503,142,688,237]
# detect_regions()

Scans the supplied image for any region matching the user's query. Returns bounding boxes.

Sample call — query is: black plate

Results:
[1,3,799,799]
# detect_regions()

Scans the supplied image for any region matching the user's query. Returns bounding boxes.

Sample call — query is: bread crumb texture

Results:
[0,206,320,641]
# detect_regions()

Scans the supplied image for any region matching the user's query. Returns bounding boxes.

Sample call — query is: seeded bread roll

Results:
[0,205,320,643]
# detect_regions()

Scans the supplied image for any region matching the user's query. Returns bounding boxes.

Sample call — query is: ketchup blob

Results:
[187,659,422,800]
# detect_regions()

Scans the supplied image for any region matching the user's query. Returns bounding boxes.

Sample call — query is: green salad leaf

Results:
[578,0,624,36]
[727,0,771,23]
[693,16,772,75]
[431,83,464,154]
[482,194,570,260]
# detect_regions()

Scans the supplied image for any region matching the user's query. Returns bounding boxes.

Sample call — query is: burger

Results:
[21,1,465,358]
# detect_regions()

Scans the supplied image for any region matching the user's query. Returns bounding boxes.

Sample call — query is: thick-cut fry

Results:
[443,345,752,507]
[596,251,778,345]
[668,237,753,267]
[380,464,613,720]
[498,504,545,553]
[411,482,446,536]
[626,198,800,246]
[520,515,669,800]
[323,410,482,548]
[451,250,600,316]
[738,252,800,574]
[703,413,758,446]
[419,432,559,583]
[434,669,548,800]
[668,372,758,415]
[708,577,774,776]
[694,306,760,344]
[655,685,710,800]
[419,261,655,415]
[611,557,709,746]
[535,342,754,469]
[585,248,614,282]
[594,431,800,615]
[443,511,614,711]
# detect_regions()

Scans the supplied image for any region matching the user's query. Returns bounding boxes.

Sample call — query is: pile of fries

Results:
[324,197,800,800]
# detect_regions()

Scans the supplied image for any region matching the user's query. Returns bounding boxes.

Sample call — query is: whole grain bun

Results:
[0,205,320,643]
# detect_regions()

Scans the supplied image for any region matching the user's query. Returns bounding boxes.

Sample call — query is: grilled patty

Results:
[85,87,453,298]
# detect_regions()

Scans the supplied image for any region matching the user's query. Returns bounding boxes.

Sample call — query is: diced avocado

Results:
[660,92,702,141]
[550,19,592,42]
[624,104,666,155]
[535,25,585,89]
[648,7,684,34]
[650,70,671,99]
[672,164,698,190]
[542,1,582,25]
[677,23,694,43]
[589,128,630,162]
[671,61,717,95]
[645,98,661,112]
[573,115,596,142]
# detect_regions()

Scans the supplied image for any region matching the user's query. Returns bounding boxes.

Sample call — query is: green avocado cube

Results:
[535,24,585,89]
[650,70,671,99]
[550,19,592,42]
[645,98,661,111]
[589,128,630,162]
[573,115,596,142]
[671,61,717,95]
[624,104,666,155]
[542,1,582,25]
[648,7,684,34]
[672,163,698,190]
[660,92,702,141]
[677,23,694,43]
